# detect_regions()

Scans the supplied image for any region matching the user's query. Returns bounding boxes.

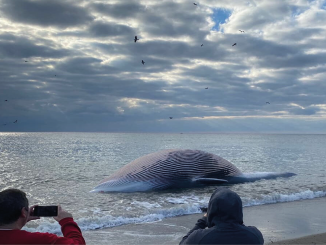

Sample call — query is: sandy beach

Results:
[268,233,326,245]
[82,197,326,244]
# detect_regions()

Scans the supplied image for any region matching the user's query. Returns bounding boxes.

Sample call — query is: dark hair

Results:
[0,189,29,225]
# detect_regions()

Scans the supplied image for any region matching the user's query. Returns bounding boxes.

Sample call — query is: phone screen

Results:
[33,206,58,217]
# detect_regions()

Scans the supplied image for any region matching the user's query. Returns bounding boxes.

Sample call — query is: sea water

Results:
[0,132,325,234]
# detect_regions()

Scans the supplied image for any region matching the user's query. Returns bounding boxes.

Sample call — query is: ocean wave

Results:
[24,204,202,235]
[24,189,326,234]
[243,189,326,207]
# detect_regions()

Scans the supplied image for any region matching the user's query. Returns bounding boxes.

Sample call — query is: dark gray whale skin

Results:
[91,149,296,193]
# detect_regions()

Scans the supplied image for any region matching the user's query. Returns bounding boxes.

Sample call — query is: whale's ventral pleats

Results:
[91,149,296,193]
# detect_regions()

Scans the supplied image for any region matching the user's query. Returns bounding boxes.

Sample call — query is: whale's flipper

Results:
[194,178,228,184]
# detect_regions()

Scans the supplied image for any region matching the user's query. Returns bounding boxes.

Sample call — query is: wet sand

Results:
[267,232,326,244]
[83,197,326,244]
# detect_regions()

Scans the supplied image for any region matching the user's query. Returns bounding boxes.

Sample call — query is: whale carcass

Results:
[91,149,295,193]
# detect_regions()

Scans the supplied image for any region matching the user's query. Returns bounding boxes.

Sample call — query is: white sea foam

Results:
[24,221,62,234]
[243,189,326,207]
[166,197,188,204]
[166,195,204,204]
[24,205,202,234]
[24,189,326,234]
[130,201,162,208]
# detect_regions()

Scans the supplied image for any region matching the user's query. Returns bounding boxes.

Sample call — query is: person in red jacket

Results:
[0,188,86,245]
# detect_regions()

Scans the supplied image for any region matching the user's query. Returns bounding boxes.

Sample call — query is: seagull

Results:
[201,44,204,47]
[134,36,139,43]
[142,60,145,65]
[239,30,245,33]
[205,87,208,89]
[24,60,28,62]
[266,102,270,104]
[232,43,237,46]
[13,120,17,123]
[193,3,197,6]
[169,117,173,119]
[4,100,7,101]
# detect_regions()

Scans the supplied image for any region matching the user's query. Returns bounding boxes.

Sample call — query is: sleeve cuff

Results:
[196,216,208,228]
[58,217,75,226]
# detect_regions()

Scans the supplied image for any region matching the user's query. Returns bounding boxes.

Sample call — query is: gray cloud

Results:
[89,2,144,19]
[1,0,326,133]
[0,34,70,58]
[257,53,326,69]
[289,106,320,115]
[55,57,116,75]
[88,22,136,37]
[0,0,93,28]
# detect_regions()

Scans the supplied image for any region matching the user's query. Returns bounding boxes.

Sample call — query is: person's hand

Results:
[53,205,73,222]
[26,205,41,222]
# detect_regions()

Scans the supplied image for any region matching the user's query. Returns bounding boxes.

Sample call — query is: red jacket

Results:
[0,217,85,245]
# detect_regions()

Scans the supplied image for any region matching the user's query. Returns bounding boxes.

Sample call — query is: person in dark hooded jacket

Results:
[179,188,264,244]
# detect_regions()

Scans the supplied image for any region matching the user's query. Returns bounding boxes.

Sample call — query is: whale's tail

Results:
[229,172,296,183]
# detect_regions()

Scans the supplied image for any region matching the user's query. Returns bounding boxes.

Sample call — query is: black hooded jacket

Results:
[179,188,264,244]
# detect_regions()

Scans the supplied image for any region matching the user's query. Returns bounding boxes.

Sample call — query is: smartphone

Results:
[33,206,58,217]
[200,207,208,212]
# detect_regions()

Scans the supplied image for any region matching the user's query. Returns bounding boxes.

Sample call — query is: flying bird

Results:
[201,44,204,47]
[239,30,245,33]
[232,43,237,46]
[169,117,173,119]
[142,60,145,65]
[4,100,7,101]
[266,102,270,104]
[13,120,17,123]
[193,3,197,6]
[205,87,208,89]
[24,61,28,62]
[134,36,139,43]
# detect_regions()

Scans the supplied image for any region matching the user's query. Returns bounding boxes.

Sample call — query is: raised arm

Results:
[53,205,86,245]
[179,215,208,245]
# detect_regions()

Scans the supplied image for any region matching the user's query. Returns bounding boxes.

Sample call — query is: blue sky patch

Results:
[290,5,304,17]
[211,8,232,31]
[322,1,326,9]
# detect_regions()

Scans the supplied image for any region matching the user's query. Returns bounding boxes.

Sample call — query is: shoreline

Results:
[82,197,326,244]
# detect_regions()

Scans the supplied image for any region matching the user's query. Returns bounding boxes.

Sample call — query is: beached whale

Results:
[91,149,296,193]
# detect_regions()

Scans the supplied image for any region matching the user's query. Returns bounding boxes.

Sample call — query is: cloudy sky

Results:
[1,0,326,133]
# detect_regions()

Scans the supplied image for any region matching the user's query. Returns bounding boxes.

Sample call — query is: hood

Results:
[207,188,243,228]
